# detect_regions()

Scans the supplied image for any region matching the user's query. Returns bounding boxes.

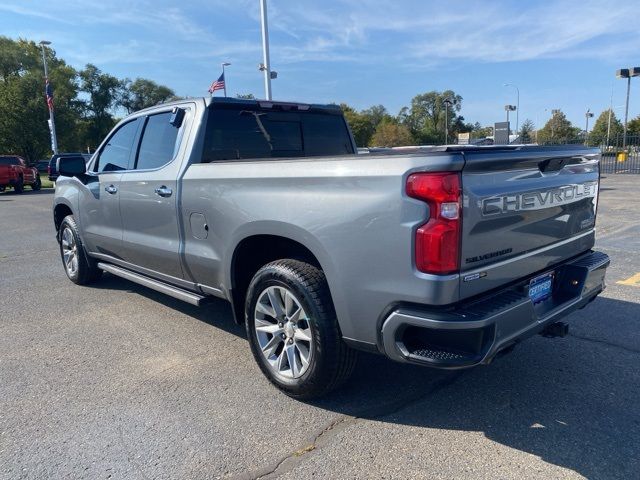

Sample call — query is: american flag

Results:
[45,78,54,110]
[208,72,225,94]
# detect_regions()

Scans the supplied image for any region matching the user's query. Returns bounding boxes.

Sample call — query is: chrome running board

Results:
[97,262,207,306]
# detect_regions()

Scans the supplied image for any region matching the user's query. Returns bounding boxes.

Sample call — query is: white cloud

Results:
[0,0,260,66]
[4,0,638,71]
[254,0,640,66]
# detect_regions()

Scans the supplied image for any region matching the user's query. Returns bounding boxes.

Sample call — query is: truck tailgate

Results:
[459,146,600,299]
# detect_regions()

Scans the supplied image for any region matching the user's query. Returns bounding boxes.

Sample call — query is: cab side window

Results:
[95,118,140,173]
[135,112,181,170]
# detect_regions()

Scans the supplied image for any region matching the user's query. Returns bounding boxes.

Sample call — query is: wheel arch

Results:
[53,201,74,237]
[227,228,336,325]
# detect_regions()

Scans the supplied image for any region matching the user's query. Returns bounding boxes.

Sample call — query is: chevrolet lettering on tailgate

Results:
[481,181,598,216]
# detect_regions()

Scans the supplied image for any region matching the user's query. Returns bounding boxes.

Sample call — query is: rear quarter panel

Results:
[180,153,464,345]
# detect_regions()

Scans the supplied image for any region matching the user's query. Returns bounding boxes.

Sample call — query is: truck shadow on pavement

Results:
[93,273,246,339]
[91,276,639,478]
[317,296,640,479]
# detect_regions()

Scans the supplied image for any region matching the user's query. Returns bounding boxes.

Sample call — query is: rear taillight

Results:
[47,165,51,174]
[406,172,462,274]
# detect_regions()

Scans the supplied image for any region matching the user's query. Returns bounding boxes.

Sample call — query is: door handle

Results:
[105,184,118,194]
[154,185,173,197]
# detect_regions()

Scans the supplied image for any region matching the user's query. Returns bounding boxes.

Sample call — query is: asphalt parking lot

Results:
[1,176,639,480]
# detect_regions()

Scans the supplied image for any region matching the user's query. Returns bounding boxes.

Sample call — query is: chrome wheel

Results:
[254,286,313,379]
[61,227,78,276]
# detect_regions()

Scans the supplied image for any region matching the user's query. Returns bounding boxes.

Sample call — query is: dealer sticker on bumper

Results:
[529,272,554,303]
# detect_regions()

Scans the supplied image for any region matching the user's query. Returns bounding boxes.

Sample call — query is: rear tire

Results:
[58,215,103,285]
[31,176,41,191]
[13,177,23,193]
[245,259,356,399]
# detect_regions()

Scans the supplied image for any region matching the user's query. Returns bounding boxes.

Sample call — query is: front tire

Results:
[58,215,103,285]
[13,177,23,193]
[245,260,356,399]
[31,175,41,191]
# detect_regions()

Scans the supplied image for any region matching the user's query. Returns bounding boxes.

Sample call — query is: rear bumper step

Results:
[97,262,207,306]
[380,250,609,368]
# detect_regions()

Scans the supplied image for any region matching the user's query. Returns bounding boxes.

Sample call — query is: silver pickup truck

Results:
[53,97,609,398]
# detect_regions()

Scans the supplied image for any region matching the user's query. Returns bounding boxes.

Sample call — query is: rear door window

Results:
[135,112,182,170]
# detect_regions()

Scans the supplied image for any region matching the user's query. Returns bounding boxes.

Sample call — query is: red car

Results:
[0,155,41,193]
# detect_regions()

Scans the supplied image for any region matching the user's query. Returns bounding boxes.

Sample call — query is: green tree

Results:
[588,109,623,146]
[0,36,185,158]
[236,93,256,99]
[361,105,390,127]
[0,37,40,81]
[536,110,580,144]
[120,78,175,113]
[471,123,493,139]
[78,64,123,149]
[626,115,640,136]
[340,103,378,147]
[0,37,81,161]
[398,90,463,144]
[0,72,50,161]
[370,119,413,147]
[519,119,535,143]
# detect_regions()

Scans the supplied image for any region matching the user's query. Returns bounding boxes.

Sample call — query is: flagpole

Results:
[221,62,231,98]
[259,0,272,100]
[39,40,58,155]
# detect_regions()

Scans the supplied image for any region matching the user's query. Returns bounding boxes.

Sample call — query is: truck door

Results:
[118,108,190,280]
[79,117,142,257]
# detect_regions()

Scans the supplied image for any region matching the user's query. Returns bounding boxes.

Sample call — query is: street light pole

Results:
[39,40,58,155]
[606,89,613,147]
[623,75,631,150]
[584,109,594,145]
[550,109,560,141]
[443,98,452,145]
[535,108,548,144]
[617,67,640,151]
[259,0,272,100]
[504,83,520,137]
[504,104,516,136]
[221,62,231,97]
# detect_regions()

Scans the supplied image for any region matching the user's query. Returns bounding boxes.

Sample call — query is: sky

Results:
[1,0,639,129]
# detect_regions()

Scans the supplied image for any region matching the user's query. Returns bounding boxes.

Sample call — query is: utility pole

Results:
[550,109,560,141]
[617,67,640,152]
[221,62,231,97]
[606,86,613,147]
[535,108,548,144]
[504,83,520,139]
[623,75,631,151]
[584,109,594,145]
[39,40,58,155]
[443,98,452,144]
[259,0,272,100]
[504,104,516,134]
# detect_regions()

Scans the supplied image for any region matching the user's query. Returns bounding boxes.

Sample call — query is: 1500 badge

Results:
[481,181,597,216]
